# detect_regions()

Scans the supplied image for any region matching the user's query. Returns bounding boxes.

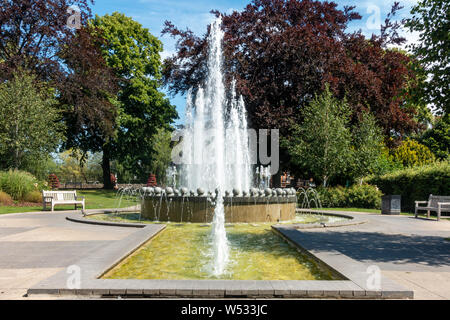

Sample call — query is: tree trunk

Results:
[13,120,19,169]
[323,176,328,188]
[102,146,113,189]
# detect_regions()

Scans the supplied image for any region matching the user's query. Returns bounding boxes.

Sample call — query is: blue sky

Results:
[91,0,420,125]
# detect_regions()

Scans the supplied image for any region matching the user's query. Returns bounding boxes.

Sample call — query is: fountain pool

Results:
[89,213,348,281]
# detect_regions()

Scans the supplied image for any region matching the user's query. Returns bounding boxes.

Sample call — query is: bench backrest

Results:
[428,195,450,210]
[42,190,77,201]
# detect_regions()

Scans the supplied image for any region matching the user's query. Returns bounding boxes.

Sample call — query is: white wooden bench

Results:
[415,195,450,221]
[42,190,85,212]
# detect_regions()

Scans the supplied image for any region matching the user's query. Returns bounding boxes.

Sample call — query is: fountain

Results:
[141,17,296,276]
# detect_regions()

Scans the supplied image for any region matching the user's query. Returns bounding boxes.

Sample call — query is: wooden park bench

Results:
[42,190,85,212]
[415,195,450,221]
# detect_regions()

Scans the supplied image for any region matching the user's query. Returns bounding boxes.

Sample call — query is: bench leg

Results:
[427,210,430,219]
[437,209,441,221]
[415,207,418,218]
[51,203,54,212]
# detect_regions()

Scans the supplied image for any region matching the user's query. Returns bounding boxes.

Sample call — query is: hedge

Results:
[366,161,450,212]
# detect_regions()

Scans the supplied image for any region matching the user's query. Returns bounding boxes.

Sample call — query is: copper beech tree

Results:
[163,0,419,139]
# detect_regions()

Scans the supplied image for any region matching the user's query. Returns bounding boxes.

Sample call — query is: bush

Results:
[393,139,436,167]
[318,184,382,209]
[23,190,43,203]
[317,186,347,207]
[0,170,41,201]
[0,191,13,206]
[366,161,450,212]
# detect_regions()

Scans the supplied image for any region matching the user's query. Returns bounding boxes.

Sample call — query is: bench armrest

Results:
[75,196,85,201]
[415,201,428,205]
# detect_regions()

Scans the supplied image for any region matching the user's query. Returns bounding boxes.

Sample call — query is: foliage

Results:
[0,170,42,201]
[0,72,65,169]
[393,139,436,167]
[0,191,13,206]
[406,0,450,114]
[366,161,450,212]
[24,191,43,204]
[317,186,347,208]
[163,0,419,137]
[149,128,174,185]
[418,116,450,160]
[0,0,92,80]
[351,112,384,183]
[285,86,352,187]
[21,156,59,181]
[318,184,383,209]
[88,13,177,187]
[0,0,118,182]
[372,147,404,176]
[59,25,119,151]
[55,150,102,183]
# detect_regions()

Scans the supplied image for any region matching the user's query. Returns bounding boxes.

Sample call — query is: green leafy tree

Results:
[351,112,384,184]
[149,128,174,185]
[406,0,450,114]
[372,147,404,176]
[55,150,103,183]
[0,72,64,169]
[393,139,436,167]
[89,13,178,188]
[286,86,352,187]
[418,116,450,160]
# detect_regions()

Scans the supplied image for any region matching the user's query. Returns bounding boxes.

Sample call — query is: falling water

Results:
[180,17,253,276]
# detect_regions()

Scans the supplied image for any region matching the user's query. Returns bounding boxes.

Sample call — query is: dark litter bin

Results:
[381,195,401,215]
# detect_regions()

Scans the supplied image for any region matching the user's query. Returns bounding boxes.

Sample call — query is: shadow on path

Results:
[286,229,450,268]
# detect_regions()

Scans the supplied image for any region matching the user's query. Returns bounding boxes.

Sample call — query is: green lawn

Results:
[318,208,382,214]
[0,190,138,215]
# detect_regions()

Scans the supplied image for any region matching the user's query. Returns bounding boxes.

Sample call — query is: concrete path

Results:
[296,210,450,299]
[0,211,138,299]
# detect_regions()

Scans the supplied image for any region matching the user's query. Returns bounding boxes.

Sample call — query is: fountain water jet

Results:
[141,17,297,276]
[179,17,254,275]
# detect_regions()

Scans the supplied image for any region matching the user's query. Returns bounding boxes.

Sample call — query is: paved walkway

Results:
[297,210,450,299]
[0,211,138,299]
[0,210,449,299]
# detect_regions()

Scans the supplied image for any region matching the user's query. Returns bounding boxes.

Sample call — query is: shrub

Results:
[318,184,382,209]
[0,191,13,206]
[0,170,40,201]
[23,190,43,203]
[346,184,382,209]
[317,186,347,208]
[366,161,450,212]
[393,139,436,167]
